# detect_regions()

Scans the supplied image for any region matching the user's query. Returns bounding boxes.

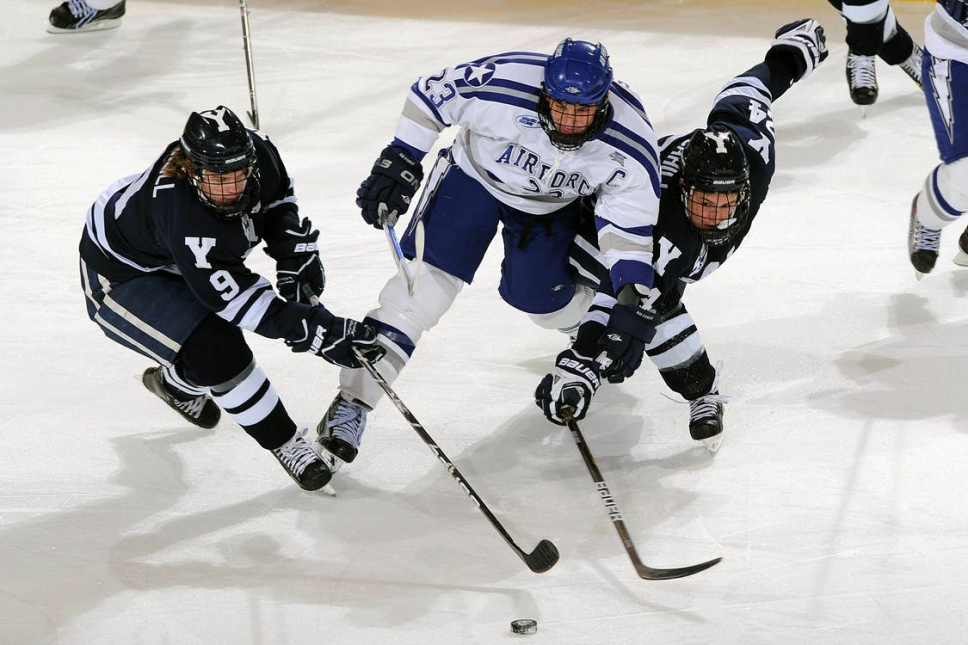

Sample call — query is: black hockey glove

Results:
[356,145,424,229]
[594,303,658,384]
[286,306,386,369]
[535,349,602,426]
[264,218,326,304]
[768,18,828,82]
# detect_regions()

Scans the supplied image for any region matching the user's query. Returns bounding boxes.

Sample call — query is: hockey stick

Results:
[379,204,424,296]
[239,0,260,129]
[353,348,559,573]
[562,408,721,580]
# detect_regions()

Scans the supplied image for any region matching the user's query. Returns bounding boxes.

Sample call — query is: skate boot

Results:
[898,43,924,89]
[315,394,368,473]
[846,52,878,106]
[48,0,125,33]
[954,225,968,267]
[271,427,333,491]
[908,194,941,279]
[688,392,729,455]
[142,366,221,429]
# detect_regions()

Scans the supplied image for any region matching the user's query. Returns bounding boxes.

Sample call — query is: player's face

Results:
[547,98,599,135]
[198,168,251,206]
[683,187,741,231]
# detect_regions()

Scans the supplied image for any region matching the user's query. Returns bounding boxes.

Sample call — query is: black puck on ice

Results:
[511,619,538,634]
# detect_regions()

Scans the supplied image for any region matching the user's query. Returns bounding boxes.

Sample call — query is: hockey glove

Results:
[768,18,828,82]
[595,303,657,384]
[535,349,602,426]
[286,306,386,369]
[356,145,424,229]
[264,217,326,304]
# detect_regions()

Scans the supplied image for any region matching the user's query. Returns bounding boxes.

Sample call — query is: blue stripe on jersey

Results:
[610,259,655,290]
[454,89,539,111]
[454,76,540,98]
[608,82,646,114]
[464,51,548,67]
[596,216,654,238]
[410,81,450,127]
[598,131,661,196]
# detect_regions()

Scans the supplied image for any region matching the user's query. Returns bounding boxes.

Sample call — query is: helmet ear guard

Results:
[538,38,613,151]
[179,106,260,219]
[679,128,751,245]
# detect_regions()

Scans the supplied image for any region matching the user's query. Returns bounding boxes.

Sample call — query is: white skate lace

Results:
[327,400,365,448]
[899,45,923,86]
[173,396,206,419]
[68,0,95,19]
[689,394,729,422]
[273,428,319,476]
[913,223,941,251]
[847,54,877,89]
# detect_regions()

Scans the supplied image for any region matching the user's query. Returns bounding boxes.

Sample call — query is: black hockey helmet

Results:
[679,128,750,245]
[538,38,613,151]
[179,106,260,219]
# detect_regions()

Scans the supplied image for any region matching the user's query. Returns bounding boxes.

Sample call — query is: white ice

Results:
[3,1,966,644]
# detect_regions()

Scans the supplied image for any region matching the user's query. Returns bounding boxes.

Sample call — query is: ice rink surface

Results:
[3,0,966,643]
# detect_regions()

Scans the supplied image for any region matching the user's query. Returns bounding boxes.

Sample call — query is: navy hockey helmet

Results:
[179,106,260,219]
[538,38,613,151]
[679,128,751,245]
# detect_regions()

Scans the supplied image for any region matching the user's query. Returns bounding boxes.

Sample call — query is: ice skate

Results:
[846,52,878,106]
[142,366,220,429]
[271,427,333,491]
[315,394,368,474]
[48,0,125,33]
[908,194,941,279]
[954,225,968,267]
[898,43,924,89]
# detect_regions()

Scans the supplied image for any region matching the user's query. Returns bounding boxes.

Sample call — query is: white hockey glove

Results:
[535,349,602,426]
[769,18,828,81]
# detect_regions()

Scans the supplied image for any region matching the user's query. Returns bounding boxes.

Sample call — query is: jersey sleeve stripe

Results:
[218,279,277,331]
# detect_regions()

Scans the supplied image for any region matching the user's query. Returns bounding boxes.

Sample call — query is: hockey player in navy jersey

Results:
[315,39,662,476]
[535,19,829,454]
[908,1,968,277]
[79,106,385,491]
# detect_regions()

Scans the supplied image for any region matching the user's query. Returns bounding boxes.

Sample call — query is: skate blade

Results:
[953,250,968,267]
[915,270,925,281]
[320,483,336,497]
[702,435,723,455]
[314,443,346,474]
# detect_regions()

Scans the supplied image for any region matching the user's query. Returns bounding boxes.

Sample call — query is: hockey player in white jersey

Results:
[535,20,828,454]
[908,1,968,277]
[315,39,662,475]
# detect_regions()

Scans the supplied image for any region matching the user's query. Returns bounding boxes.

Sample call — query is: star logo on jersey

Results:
[463,63,495,87]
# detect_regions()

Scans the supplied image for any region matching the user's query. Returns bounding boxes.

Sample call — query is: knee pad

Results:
[339,263,463,408]
[528,285,594,333]
[920,160,968,228]
[177,314,253,388]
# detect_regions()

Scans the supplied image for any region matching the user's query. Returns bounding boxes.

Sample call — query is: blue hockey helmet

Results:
[538,38,613,151]
[180,106,260,219]
[543,38,613,104]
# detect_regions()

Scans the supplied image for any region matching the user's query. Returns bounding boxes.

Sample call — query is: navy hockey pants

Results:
[398,158,583,315]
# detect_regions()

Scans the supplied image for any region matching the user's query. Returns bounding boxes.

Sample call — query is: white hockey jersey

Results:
[393,50,662,292]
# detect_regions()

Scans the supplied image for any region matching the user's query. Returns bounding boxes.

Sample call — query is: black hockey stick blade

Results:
[524,539,560,573]
[633,556,722,581]
[562,408,721,581]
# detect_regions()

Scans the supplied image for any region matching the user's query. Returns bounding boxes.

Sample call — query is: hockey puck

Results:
[510,619,537,634]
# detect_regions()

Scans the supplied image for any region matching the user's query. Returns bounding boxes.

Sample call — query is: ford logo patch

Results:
[516,114,541,129]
